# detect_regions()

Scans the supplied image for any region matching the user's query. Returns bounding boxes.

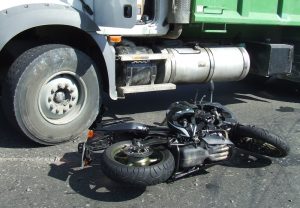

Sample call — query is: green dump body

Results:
[183,0,300,81]
[191,0,300,26]
[184,0,300,38]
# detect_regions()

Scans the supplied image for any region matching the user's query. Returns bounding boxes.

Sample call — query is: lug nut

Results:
[56,109,60,114]
[51,89,55,94]
[69,89,74,93]
[63,109,67,113]
[69,104,73,108]
[49,104,54,110]
[58,83,64,89]
[48,97,52,102]
[65,83,69,88]
[71,96,76,101]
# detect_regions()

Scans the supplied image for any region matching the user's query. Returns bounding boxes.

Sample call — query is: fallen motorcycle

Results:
[78,89,290,186]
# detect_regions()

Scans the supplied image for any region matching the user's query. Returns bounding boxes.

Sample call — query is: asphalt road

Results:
[0,79,300,208]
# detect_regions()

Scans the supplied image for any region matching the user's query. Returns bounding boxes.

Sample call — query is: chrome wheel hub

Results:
[113,145,160,167]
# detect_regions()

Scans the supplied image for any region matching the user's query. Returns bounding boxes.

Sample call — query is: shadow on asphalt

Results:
[0,79,299,148]
[48,152,146,202]
[104,78,300,116]
[222,149,273,169]
[0,101,42,148]
[47,149,272,202]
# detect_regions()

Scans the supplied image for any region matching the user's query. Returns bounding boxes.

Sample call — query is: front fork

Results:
[78,130,113,168]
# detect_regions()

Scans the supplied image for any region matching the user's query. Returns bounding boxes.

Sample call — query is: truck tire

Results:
[102,141,175,186]
[2,44,101,145]
[231,125,290,158]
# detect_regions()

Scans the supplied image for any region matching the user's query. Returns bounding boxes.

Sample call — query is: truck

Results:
[0,0,299,145]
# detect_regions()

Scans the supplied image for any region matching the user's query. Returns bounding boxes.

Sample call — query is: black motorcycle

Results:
[78,98,289,186]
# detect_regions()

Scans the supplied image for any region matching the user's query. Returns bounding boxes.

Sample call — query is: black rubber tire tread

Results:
[2,44,101,145]
[233,125,290,157]
[102,141,175,186]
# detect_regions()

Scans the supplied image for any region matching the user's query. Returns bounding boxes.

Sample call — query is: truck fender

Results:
[0,3,99,51]
[0,3,118,100]
[89,33,118,100]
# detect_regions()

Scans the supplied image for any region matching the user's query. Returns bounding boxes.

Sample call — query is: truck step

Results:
[118,83,176,96]
[118,53,170,62]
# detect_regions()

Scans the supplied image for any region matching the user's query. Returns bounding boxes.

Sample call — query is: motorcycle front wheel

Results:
[232,125,290,158]
[102,141,175,186]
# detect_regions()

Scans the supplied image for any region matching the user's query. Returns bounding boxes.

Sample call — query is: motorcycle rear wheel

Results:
[102,141,175,186]
[232,125,290,158]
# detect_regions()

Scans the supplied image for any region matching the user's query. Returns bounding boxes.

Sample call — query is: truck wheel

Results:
[2,44,101,145]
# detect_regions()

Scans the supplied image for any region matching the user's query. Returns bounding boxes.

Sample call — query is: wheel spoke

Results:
[114,155,128,160]
[149,158,158,163]
[238,137,282,156]
[113,147,162,167]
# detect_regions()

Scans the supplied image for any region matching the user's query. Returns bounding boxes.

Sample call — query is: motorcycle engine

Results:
[179,133,233,168]
[167,100,234,169]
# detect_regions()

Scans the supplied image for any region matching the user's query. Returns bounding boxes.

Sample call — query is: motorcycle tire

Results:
[232,125,290,158]
[102,141,175,186]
